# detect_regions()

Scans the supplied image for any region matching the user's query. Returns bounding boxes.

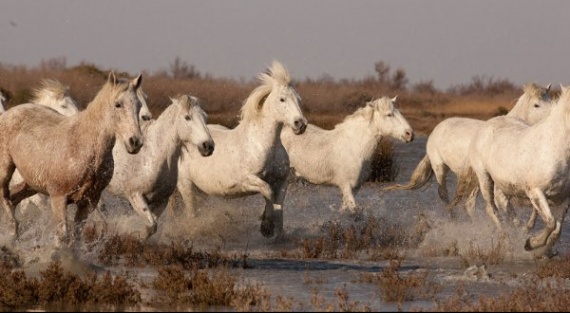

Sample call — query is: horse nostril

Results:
[129,136,142,149]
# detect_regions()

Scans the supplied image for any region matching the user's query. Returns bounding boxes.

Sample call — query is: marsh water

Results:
[2,135,569,311]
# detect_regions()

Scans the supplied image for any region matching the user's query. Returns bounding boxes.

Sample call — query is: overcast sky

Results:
[1,0,568,89]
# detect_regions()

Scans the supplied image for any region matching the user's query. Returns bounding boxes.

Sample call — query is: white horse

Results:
[455,85,570,253]
[281,96,414,212]
[384,83,553,221]
[174,61,307,239]
[0,91,6,114]
[104,94,214,238]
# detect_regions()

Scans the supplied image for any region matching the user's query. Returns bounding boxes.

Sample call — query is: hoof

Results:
[260,220,275,238]
[524,238,533,251]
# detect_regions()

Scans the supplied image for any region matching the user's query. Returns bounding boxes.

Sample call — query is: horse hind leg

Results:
[432,163,449,204]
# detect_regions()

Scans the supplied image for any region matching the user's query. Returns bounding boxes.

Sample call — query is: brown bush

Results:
[0,261,140,310]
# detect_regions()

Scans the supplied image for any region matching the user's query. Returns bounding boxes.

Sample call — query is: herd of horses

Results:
[0,61,567,257]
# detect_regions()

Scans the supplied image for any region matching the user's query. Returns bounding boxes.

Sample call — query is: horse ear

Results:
[132,74,143,90]
[546,83,552,92]
[391,95,398,103]
[108,71,118,85]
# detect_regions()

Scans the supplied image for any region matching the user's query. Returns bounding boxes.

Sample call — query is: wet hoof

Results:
[260,220,275,238]
[524,238,533,251]
[347,210,365,222]
[272,231,289,243]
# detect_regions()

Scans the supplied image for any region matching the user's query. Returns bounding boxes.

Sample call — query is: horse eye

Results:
[280,97,285,102]
[185,115,191,121]
[534,103,540,108]
[61,105,68,109]
[115,102,122,108]
[387,113,394,117]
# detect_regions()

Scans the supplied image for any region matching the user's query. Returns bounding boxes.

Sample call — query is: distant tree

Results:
[391,68,408,90]
[169,57,201,79]
[374,61,390,84]
[40,57,67,71]
[412,80,439,95]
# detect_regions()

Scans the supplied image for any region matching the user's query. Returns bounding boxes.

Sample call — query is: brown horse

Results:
[0,72,144,247]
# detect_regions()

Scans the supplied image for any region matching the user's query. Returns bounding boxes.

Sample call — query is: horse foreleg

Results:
[339,184,357,212]
[270,177,289,239]
[543,202,569,255]
[462,186,478,222]
[526,209,538,232]
[176,180,199,218]
[1,185,18,241]
[243,175,274,238]
[128,193,158,239]
[73,200,92,247]
[494,188,518,226]
[525,189,556,251]
[476,172,502,232]
[50,196,69,248]
[0,163,17,241]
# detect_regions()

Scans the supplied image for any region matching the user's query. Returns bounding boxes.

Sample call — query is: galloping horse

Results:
[384,83,553,221]
[455,85,570,253]
[105,94,214,238]
[0,72,144,247]
[281,96,414,212]
[175,61,307,239]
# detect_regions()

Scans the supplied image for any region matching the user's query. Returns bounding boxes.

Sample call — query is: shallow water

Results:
[2,135,569,311]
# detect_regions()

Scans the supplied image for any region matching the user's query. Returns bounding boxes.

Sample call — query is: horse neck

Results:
[144,105,182,164]
[73,96,116,156]
[238,114,283,152]
[529,102,570,150]
[336,116,381,157]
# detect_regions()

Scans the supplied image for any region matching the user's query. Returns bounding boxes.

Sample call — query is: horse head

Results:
[370,96,414,142]
[108,72,144,154]
[257,61,307,134]
[511,83,553,125]
[32,79,79,116]
[173,94,214,156]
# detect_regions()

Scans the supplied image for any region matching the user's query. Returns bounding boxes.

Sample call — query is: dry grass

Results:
[535,253,570,279]
[97,233,249,269]
[428,279,570,312]
[301,214,428,261]
[359,259,439,308]
[461,239,508,266]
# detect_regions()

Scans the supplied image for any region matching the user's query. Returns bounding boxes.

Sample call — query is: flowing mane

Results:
[31,79,70,103]
[240,61,293,121]
[336,97,394,130]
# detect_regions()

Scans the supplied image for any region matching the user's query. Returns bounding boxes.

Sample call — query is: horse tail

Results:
[446,166,479,214]
[383,155,433,191]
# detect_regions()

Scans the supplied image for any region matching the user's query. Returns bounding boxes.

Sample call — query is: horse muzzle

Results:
[126,136,144,154]
[199,140,215,157]
[293,118,307,135]
[403,129,415,143]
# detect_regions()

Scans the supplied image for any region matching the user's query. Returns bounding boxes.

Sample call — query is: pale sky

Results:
[1,0,568,89]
